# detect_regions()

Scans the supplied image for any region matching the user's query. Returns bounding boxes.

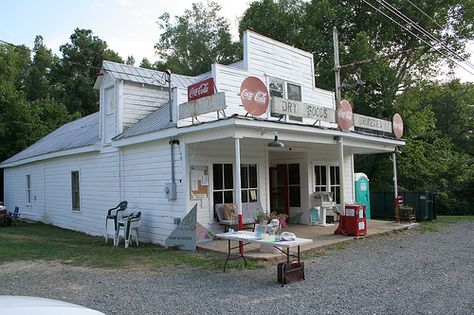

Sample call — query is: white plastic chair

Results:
[115,212,142,248]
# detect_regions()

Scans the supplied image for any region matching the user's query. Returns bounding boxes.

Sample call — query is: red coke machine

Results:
[334,204,367,236]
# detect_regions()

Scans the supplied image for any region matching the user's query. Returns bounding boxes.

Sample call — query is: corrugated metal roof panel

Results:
[102,61,198,89]
[114,102,172,139]
[1,113,100,165]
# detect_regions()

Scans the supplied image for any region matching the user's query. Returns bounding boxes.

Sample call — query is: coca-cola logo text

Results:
[240,77,269,116]
[187,78,214,101]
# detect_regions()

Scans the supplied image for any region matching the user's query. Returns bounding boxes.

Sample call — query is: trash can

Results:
[335,204,367,236]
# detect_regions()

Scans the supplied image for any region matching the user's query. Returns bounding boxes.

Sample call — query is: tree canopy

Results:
[154,1,241,75]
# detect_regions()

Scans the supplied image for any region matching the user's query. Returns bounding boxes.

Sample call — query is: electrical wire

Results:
[405,0,474,55]
[377,0,474,70]
[361,0,474,75]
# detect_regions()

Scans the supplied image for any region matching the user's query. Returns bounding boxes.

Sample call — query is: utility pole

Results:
[333,26,345,213]
[333,27,342,107]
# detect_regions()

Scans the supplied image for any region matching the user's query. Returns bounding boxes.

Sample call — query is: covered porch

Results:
[198,219,418,260]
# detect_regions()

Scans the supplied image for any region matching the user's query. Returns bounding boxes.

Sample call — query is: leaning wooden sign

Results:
[271,97,336,123]
[179,92,226,119]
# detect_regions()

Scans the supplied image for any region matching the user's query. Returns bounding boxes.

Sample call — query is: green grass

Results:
[0,221,264,271]
[418,215,474,233]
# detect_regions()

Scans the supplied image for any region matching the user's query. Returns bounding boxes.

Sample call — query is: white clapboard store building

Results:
[1,31,404,245]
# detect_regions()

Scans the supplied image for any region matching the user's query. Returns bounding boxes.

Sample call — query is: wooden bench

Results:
[215,202,262,231]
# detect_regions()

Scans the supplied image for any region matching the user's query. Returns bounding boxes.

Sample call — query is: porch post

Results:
[338,137,345,213]
[392,150,399,222]
[234,137,243,230]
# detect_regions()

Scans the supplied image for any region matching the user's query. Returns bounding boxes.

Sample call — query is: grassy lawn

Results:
[418,215,474,233]
[0,221,264,271]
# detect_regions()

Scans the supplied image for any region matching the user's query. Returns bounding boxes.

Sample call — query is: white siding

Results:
[122,82,169,129]
[121,140,185,245]
[4,151,120,236]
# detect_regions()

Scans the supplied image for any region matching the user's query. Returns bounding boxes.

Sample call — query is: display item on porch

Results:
[254,223,267,238]
[223,204,237,221]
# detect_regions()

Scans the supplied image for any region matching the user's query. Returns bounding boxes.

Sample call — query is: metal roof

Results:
[100,61,197,89]
[1,113,100,166]
[114,102,173,140]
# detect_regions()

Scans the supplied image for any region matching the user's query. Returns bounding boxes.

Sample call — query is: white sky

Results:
[1,0,472,82]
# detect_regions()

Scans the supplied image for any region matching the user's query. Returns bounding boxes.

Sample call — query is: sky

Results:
[0,0,472,82]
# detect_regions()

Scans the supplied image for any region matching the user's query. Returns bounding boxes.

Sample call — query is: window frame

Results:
[313,163,341,204]
[267,76,303,122]
[26,174,32,205]
[240,164,259,203]
[71,170,81,212]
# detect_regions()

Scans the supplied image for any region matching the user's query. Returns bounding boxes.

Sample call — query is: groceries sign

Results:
[240,76,269,116]
[188,78,214,101]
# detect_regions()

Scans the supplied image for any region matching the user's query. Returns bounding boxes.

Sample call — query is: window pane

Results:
[241,190,248,203]
[321,166,327,185]
[214,191,223,205]
[269,78,284,97]
[249,189,258,202]
[71,171,80,211]
[224,191,234,203]
[287,83,302,101]
[289,186,301,207]
[288,164,300,185]
[314,166,320,185]
[213,164,223,190]
[241,165,249,189]
[248,164,257,188]
[224,164,233,189]
[26,175,31,188]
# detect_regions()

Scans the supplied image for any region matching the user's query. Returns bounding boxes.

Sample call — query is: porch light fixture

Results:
[268,132,285,148]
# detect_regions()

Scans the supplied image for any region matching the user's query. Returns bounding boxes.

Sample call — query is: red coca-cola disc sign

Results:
[188,78,214,101]
[337,99,353,131]
[240,76,269,116]
[393,113,404,138]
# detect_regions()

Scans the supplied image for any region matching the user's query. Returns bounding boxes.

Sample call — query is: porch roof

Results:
[112,114,404,154]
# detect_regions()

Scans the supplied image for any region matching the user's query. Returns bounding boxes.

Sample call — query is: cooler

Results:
[334,204,367,236]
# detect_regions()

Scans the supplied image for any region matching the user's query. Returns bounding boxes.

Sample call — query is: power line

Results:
[377,0,474,70]
[405,0,474,55]
[361,0,474,75]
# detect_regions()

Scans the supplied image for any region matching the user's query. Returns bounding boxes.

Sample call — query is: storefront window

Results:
[314,165,340,204]
[287,83,302,122]
[241,164,258,203]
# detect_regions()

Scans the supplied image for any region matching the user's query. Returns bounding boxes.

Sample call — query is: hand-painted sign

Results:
[353,113,392,133]
[188,78,214,101]
[337,99,353,131]
[392,113,404,138]
[165,204,198,250]
[271,97,336,122]
[240,76,269,116]
[179,92,226,120]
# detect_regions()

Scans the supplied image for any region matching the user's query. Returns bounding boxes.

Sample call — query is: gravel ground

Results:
[1,221,473,315]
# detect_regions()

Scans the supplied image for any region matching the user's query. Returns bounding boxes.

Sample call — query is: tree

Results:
[155,1,241,76]
[139,57,154,69]
[126,55,135,66]
[50,28,124,116]
[23,35,54,101]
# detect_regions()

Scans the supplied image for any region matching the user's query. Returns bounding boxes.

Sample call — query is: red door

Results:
[269,165,289,215]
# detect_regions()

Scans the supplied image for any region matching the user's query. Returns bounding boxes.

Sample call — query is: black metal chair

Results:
[104,201,128,244]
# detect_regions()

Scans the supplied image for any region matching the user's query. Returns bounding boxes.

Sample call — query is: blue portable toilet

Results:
[354,173,371,220]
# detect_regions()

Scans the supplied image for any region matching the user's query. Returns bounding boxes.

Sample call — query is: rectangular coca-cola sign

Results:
[187,78,214,101]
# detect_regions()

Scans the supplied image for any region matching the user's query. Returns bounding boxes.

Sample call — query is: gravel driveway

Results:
[1,220,473,315]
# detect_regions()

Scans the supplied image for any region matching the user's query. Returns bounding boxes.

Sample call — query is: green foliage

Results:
[50,28,124,116]
[155,1,241,75]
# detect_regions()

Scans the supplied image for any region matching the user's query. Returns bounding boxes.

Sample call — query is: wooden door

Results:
[269,164,289,215]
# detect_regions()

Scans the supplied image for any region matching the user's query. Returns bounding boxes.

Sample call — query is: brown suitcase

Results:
[277,261,305,284]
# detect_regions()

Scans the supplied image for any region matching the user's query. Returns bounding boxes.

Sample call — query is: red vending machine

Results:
[334,204,367,236]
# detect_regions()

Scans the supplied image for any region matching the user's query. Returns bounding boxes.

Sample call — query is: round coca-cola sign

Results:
[240,76,269,116]
[337,99,353,131]
[392,113,404,138]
